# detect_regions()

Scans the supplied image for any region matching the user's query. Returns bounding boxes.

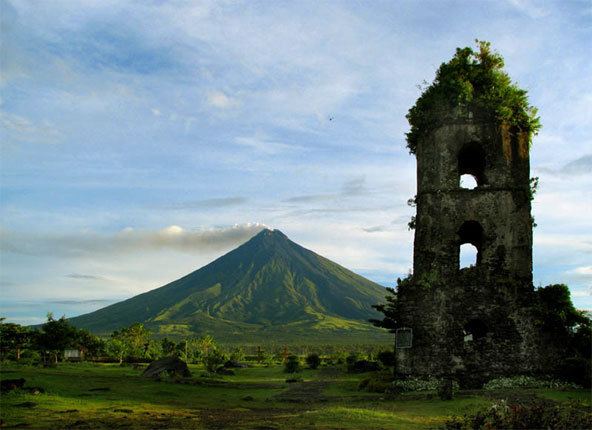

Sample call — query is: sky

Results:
[1,0,591,325]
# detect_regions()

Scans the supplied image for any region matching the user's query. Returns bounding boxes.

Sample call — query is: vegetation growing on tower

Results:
[405,40,541,153]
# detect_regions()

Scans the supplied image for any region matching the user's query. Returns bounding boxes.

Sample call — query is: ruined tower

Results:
[412,111,533,282]
[396,44,542,387]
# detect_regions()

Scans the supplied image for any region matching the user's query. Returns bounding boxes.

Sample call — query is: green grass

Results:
[1,362,589,429]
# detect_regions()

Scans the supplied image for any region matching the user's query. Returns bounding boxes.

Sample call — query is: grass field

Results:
[1,362,590,429]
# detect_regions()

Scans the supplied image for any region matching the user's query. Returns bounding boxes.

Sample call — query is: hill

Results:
[69,229,390,343]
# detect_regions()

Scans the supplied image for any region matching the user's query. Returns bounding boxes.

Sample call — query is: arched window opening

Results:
[460,243,478,268]
[460,174,478,190]
[458,142,487,187]
[463,319,489,342]
[458,220,484,269]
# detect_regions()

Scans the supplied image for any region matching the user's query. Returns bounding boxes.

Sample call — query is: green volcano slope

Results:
[70,229,390,343]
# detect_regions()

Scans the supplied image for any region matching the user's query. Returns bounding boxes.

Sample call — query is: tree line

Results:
[0,314,231,369]
[0,314,391,373]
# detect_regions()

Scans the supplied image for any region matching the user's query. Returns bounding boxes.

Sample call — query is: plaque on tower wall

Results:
[395,327,413,349]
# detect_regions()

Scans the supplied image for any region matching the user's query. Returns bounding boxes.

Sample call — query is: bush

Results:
[284,355,301,374]
[335,352,349,365]
[18,350,40,366]
[263,354,276,368]
[348,360,381,373]
[483,375,581,390]
[305,353,321,369]
[345,353,357,368]
[392,377,459,393]
[377,350,396,367]
[229,347,245,363]
[437,378,454,400]
[202,349,226,373]
[556,357,591,388]
[358,373,394,393]
[215,366,235,375]
[444,399,592,430]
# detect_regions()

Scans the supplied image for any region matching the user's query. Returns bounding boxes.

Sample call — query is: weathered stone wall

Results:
[397,268,544,387]
[399,107,542,387]
[413,112,532,282]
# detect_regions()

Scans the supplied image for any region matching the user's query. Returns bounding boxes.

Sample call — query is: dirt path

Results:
[198,380,331,428]
[197,407,292,430]
[272,381,329,403]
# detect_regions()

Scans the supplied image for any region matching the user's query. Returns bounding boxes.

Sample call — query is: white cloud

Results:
[234,135,302,155]
[505,0,550,18]
[567,266,592,284]
[574,266,592,276]
[534,234,592,254]
[206,91,238,109]
[571,289,591,298]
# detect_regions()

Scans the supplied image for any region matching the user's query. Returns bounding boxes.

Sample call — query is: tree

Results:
[197,335,225,372]
[202,348,226,373]
[144,339,163,360]
[305,353,321,369]
[284,355,301,373]
[75,329,103,360]
[105,337,128,364]
[35,314,79,365]
[256,346,264,364]
[0,319,32,361]
[369,285,400,333]
[111,323,151,361]
[198,335,215,356]
[161,337,176,356]
[535,284,592,386]
[377,350,396,368]
[176,340,189,360]
[229,347,244,363]
[535,284,590,339]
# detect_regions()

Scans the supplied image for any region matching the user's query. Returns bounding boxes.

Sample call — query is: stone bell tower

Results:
[413,109,533,282]
[396,106,541,387]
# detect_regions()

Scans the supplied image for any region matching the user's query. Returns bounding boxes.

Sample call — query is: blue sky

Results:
[1,0,591,325]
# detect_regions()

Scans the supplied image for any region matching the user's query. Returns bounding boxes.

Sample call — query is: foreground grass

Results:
[1,362,589,429]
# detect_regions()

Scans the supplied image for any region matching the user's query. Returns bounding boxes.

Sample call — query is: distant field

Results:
[1,362,590,429]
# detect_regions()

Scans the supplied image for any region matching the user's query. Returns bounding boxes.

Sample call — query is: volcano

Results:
[70,229,389,343]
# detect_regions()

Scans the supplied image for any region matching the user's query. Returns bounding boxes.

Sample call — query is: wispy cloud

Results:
[1,223,266,257]
[65,273,111,282]
[342,176,367,196]
[560,155,592,176]
[284,176,368,204]
[362,225,389,233]
[280,204,396,218]
[505,0,550,18]
[569,266,592,279]
[234,135,302,155]
[0,110,62,146]
[166,197,247,210]
[571,289,591,298]
[48,299,113,305]
[284,194,336,204]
